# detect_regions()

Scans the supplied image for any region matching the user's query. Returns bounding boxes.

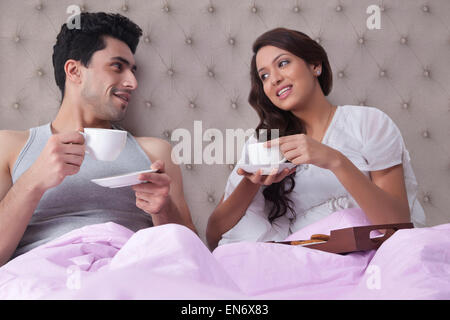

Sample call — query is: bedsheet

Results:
[0,208,448,299]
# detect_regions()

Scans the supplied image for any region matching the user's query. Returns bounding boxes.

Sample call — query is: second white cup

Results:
[248,142,286,165]
[80,128,127,161]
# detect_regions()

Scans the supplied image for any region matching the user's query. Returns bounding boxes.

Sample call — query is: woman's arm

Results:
[331,152,410,225]
[206,178,260,250]
[270,133,410,225]
[206,167,296,250]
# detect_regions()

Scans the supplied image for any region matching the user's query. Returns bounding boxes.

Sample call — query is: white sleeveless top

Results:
[219,105,426,245]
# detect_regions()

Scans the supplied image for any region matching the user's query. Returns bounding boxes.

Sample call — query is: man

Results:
[0,12,197,266]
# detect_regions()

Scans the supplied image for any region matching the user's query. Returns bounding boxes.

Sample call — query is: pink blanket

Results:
[0,208,449,299]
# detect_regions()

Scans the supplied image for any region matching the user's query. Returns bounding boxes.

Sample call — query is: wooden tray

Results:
[268,223,414,254]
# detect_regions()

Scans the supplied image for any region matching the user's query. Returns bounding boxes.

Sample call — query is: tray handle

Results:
[354,223,413,249]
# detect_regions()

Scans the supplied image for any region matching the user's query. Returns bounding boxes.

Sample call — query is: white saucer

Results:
[91,169,158,188]
[237,162,297,175]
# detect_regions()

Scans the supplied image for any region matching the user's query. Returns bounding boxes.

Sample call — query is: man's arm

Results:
[0,130,42,265]
[135,137,197,234]
[0,130,86,266]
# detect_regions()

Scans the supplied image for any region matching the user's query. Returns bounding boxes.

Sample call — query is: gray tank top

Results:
[11,123,153,258]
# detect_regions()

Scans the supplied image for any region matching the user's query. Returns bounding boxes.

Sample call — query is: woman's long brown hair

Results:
[248,28,333,223]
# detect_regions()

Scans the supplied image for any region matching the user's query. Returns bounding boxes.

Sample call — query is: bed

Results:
[0,208,448,299]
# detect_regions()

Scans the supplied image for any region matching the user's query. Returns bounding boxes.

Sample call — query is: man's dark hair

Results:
[52,12,143,98]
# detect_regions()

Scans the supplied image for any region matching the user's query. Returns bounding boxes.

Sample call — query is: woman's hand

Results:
[237,167,297,186]
[265,134,343,170]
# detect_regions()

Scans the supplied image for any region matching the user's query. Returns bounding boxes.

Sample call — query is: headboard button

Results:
[163,130,171,138]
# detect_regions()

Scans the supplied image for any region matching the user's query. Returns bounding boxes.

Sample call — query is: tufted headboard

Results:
[1,0,449,244]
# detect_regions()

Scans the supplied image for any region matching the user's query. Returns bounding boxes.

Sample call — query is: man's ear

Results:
[64,59,83,85]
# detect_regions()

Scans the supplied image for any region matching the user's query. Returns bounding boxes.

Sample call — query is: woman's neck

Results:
[291,88,334,139]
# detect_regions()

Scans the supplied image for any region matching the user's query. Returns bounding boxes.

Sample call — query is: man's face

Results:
[80,36,138,122]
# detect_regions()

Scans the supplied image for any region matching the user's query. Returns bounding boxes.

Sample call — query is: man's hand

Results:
[132,160,172,215]
[24,130,85,193]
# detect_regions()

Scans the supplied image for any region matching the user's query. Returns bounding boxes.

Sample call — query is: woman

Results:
[206,28,425,250]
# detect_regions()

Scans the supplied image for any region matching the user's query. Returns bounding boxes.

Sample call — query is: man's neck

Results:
[51,97,111,134]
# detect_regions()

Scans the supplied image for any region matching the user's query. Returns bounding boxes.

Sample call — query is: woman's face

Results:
[255,45,320,111]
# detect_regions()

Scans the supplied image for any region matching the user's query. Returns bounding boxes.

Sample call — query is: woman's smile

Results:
[276,84,293,100]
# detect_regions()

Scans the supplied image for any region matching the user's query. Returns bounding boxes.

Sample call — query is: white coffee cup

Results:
[248,142,286,165]
[80,128,127,161]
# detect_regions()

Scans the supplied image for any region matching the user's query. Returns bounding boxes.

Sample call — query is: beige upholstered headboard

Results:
[1,0,449,244]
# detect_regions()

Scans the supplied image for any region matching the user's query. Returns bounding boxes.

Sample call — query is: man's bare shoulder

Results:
[0,130,30,169]
[0,129,29,148]
[134,136,172,161]
[0,129,29,139]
